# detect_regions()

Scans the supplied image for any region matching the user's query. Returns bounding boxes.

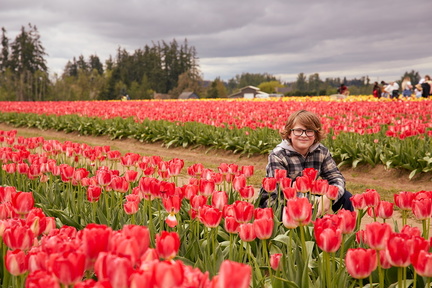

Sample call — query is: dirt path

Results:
[1,123,430,229]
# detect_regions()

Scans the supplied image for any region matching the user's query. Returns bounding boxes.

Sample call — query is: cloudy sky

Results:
[1,0,431,83]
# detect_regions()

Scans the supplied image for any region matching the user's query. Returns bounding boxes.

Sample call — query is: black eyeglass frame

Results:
[290,128,317,137]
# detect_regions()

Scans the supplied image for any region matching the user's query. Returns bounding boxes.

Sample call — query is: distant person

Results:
[401,77,413,98]
[380,81,389,98]
[385,81,400,99]
[337,84,349,96]
[414,84,423,98]
[372,82,381,98]
[420,75,431,98]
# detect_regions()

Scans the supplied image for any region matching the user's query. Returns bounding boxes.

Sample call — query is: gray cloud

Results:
[1,0,431,83]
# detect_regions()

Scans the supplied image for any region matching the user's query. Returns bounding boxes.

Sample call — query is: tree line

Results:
[0,24,422,101]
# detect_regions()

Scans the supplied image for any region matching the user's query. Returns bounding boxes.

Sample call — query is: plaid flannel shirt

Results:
[263,140,346,202]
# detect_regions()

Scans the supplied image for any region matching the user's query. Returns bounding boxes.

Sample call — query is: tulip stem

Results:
[323,251,331,288]
[299,225,308,263]
[397,267,402,288]
[377,250,384,288]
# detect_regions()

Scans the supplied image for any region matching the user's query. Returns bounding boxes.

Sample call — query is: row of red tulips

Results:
[0,98,431,138]
[1,129,432,287]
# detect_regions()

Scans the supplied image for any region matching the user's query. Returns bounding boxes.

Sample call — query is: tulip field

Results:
[0,96,431,287]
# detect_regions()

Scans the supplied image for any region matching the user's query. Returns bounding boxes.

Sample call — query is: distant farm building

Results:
[228,86,270,98]
[178,92,199,99]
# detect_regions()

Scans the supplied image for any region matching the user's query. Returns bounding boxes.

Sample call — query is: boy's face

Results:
[288,121,316,155]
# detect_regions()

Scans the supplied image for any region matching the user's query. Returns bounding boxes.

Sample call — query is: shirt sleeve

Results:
[320,149,346,201]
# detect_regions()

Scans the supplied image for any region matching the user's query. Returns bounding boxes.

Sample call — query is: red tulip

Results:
[81,224,113,269]
[224,216,240,234]
[51,251,86,286]
[3,224,35,251]
[280,177,292,189]
[294,175,311,193]
[124,170,138,182]
[314,220,342,253]
[238,185,255,200]
[239,223,256,242]
[350,194,366,210]
[274,169,287,182]
[385,232,411,267]
[326,185,339,200]
[153,260,185,288]
[199,205,222,228]
[364,222,392,250]
[168,158,184,176]
[345,248,377,279]
[302,167,318,182]
[282,187,296,200]
[211,191,228,211]
[182,184,199,200]
[376,200,394,219]
[412,250,432,277]
[232,174,246,192]
[5,249,28,276]
[163,194,182,214]
[253,217,274,240]
[411,198,432,220]
[87,185,102,202]
[311,179,329,195]
[214,260,251,288]
[155,231,180,260]
[232,200,254,223]
[254,207,273,220]
[336,209,357,234]
[240,165,254,178]
[270,253,282,270]
[190,195,207,210]
[261,177,277,193]
[25,270,60,288]
[394,191,415,210]
[282,206,299,229]
[110,176,129,193]
[11,191,35,216]
[94,252,134,288]
[199,179,215,196]
[0,186,14,203]
[363,189,380,207]
[284,197,312,226]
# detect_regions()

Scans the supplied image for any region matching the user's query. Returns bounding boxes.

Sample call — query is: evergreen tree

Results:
[0,27,10,72]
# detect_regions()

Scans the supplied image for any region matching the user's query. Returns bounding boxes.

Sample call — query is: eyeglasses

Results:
[290,128,316,137]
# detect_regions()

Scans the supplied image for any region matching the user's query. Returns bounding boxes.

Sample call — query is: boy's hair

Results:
[280,110,325,144]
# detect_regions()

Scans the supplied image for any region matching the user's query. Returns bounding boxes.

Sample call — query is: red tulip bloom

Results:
[215,260,251,288]
[96,169,113,186]
[350,194,366,210]
[81,224,113,269]
[87,185,102,202]
[199,179,215,196]
[254,207,273,220]
[232,200,254,223]
[280,177,292,189]
[345,248,377,279]
[282,187,296,200]
[94,252,134,288]
[199,205,223,228]
[232,174,246,192]
[294,175,311,193]
[110,176,130,193]
[190,195,208,210]
[270,253,282,270]
[156,231,180,260]
[5,249,28,276]
[262,177,277,193]
[224,216,240,234]
[163,194,182,214]
[400,224,422,238]
[285,197,312,226]
[3,224,35,251]
[336,209,357,234]
[385,232,412,267]
[253,217,274,240]
[240,165,254,178]
[239,223,256,242]
[326,185,339,200]
[11,191,34,216]
[363,189,380,207]
[394,191,415,210]
[311,179,329,195]
[51,251,86,286]
[303,167,318,182]
[364,222,392,250]
[411,198,432,220]
[211,191,228,211]
[182,184,199,200]
[25,270,60,288]
[412,250,432,277]
[238,185,255,200]
[124,170,138,182]
[168,158,184,176]
[124,197,140,215]
[314,220,342,253]
[274,169,287,182]
[376,200,394,219]
[282,206,299,229]
[153,260,185,288]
